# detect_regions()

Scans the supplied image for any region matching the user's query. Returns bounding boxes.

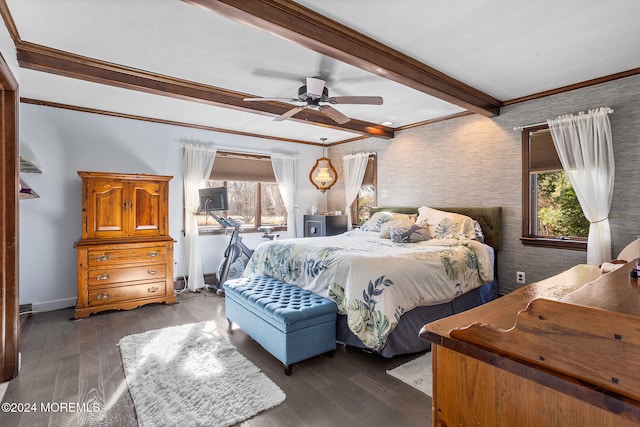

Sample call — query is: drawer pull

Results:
[147,269,158,275]
[148,251,159,257]
[96,274,110,281]
[148,286,159,293]
[96,254,110,261]
[96,293,109,300]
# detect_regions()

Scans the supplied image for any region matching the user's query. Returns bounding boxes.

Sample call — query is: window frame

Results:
[521,125,586,251]
[350,153,377,226]
[196,151,288,236]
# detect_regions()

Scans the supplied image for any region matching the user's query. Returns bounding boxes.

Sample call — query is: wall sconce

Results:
[309,138,338,193]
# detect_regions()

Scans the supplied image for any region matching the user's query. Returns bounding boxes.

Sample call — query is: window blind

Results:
[210,151,276,182]
[529,129,563,173]
[361,154,376,186]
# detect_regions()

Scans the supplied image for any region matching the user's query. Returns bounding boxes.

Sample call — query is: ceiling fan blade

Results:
[252,68,305,83]
[244,97,300,103]
[274,106,305,122]
[329,96,383,105]
[319,105,351,124]
[305,77,326,97]
[317,55,337,85]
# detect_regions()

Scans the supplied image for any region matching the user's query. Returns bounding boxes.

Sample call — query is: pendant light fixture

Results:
[309,138,338,193]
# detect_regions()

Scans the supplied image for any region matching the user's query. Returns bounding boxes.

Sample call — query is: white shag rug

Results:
[118,321,286,427]
[386,352,432,397]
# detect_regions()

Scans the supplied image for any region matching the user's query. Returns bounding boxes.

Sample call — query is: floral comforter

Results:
[244,230,494,352]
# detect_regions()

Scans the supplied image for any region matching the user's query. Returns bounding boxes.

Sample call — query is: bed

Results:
[244,206,502,357]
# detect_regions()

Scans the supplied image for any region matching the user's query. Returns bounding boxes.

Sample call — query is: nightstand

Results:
[303,215,348,237]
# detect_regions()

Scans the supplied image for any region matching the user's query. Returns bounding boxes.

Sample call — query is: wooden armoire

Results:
[74,171,176,319]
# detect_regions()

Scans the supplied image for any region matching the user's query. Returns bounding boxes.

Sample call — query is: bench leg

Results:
[227,318,233,330]
[284,364,292,376]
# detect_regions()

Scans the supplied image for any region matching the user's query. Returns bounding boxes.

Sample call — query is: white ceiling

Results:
[6,0,640,144]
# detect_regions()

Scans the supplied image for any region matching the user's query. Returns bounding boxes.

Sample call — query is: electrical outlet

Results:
[516,271,526,284]
[381,189,389,198]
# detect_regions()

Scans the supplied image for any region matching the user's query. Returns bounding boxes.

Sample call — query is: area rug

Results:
[386,352,432,397]
[118,321,286,427]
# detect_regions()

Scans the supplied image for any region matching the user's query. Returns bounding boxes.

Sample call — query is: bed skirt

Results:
[336,279,498,358]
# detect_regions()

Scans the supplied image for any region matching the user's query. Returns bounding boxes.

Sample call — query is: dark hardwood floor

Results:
[0,290,431,427]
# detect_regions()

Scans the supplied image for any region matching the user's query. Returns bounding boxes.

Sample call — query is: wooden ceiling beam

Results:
[184,0,502,117]
[16,41,394,139]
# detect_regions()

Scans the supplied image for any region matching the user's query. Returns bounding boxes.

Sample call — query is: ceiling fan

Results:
[243,77,383,124]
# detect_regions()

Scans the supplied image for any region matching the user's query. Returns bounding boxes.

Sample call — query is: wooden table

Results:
[421,262,640,427]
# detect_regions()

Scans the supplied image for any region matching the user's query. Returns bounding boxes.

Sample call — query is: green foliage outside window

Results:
[535,171,589,238]
[357,185,375,224]
[196,180,285,229]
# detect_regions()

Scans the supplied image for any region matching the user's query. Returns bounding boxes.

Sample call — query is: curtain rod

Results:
[514,107,614,131]
[513,122,547,131]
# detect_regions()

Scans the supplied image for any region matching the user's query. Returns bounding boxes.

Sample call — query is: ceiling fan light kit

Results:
[305,77,326,98]
[244,77,383,124]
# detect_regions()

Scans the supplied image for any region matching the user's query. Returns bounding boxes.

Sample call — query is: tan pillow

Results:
[389,223,431,243]
[379,216,416,238]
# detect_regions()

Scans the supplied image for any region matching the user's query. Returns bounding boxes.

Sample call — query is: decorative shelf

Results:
[19,179,39,199]
[20,157,42,174]
[19,157,41,199]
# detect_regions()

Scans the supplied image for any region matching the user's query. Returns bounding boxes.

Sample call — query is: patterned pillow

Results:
[389,223,431,243]
[472,220,485,243]
[379,215,416,238]
[416,207,477,240]
[361,211,414,232]
[361,211,394,232]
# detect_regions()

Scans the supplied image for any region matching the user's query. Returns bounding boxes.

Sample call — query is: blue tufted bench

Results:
[223,275,337,375]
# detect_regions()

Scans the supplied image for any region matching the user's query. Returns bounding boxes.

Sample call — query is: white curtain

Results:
[182,144,216,290]
[547,107,615,265]
[342,152,372,230]
[271,154,298,238]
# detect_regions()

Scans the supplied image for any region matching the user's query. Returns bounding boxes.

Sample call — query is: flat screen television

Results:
[198,186,229,212]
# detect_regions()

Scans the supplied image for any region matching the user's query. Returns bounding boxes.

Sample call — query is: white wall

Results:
[19,104,327,311]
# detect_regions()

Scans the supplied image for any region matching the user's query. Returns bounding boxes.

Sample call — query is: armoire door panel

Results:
[86,179,126,239]
[130,181,163,236]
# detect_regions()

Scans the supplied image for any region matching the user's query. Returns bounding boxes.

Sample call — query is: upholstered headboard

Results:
[369,206,503,251]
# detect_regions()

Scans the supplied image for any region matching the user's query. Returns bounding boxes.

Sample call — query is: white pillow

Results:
[416,207,477,240]
[618,239,640,262]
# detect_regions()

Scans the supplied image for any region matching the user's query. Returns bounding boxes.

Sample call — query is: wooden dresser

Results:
[421,263,640,427]
[74,171,176,319]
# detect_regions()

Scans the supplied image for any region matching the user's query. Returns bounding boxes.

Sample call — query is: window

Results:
[196,152,287,233]
[351,154,377,224]
[522,126,587,250]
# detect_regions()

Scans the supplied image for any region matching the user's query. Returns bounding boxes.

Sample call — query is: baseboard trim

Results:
[174,273,219,291]
[30,298,77,313]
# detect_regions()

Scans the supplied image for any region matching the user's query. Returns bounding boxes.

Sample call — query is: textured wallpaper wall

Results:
[327,74,640,294]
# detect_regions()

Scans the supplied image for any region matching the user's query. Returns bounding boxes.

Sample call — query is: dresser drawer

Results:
[87,246,166,267]
[88,264,166,286]
[88,282,167,307]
